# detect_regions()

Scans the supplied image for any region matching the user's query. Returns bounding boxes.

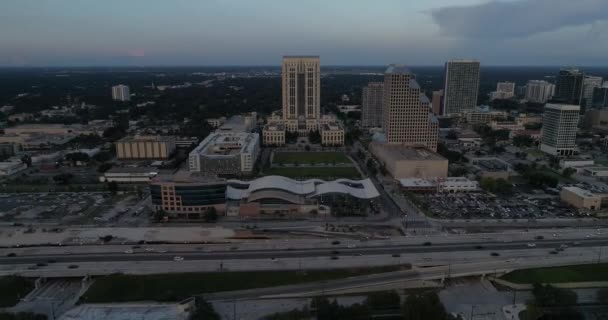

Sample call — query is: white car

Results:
[527,243,536,248]
[173,256,184,261]
[124,250,133,254]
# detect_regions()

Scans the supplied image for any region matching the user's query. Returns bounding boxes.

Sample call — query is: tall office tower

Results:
[443,59,480,116]
[592,82,608,109]
[361,82,384,128]
[525,80,555,103]
[111,85,130,101]
[431,90,444,115]
[540,103,580,156]
[382,65,438,151]
[582,76,603,111]
[281,56,320,131]
[554,68,584,105]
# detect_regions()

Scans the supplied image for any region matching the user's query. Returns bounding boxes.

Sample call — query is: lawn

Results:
[0,276,34,307]
[265,166,361,179]
[501,263,608,284]
[81,266,406,303]
[273,152,351,165]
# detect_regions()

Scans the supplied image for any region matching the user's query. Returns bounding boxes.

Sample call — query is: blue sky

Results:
[1,0,607,66]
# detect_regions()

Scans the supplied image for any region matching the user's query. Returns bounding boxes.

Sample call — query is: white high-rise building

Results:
[525,80,555,104]
[490,82,515,101]
[382,65,438,151]
[540,103,580,156]
[112,85,130,101]
[443,59,480,116]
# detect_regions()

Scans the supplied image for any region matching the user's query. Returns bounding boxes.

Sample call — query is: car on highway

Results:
[68,265,79,269]
[527,243,536,247]
[271,257,279,262]
[6,253,16,257]
[173,256,184,261]
[124,250,133,254]
[392,254,401,258]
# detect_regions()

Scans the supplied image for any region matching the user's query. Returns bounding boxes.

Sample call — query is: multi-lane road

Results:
[2,237,607,268]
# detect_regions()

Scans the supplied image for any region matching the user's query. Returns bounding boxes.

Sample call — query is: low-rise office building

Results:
[188,132,260,176]
[150,172,227,219]
[560,186,602,210]
[115,135,177,160]
[99,167,159,183]
[369,143,448,179]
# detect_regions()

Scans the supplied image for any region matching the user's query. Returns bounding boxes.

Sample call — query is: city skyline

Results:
[1,0,608,67]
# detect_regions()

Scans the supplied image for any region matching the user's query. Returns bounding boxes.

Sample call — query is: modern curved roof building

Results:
[226,175,380,204]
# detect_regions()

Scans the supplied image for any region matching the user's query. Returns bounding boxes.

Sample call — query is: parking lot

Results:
[413,192,585,220]
[0,192,146,225]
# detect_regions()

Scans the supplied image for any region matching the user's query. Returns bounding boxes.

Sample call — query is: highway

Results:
[2,238,607,266]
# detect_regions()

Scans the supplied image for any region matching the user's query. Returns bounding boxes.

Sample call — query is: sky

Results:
[1,0,608,66]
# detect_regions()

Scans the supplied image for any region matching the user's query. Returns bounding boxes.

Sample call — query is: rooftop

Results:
[119,135,175,142]
[385,64,413,75]
[190,132,259,157]
[563,186,598,198]
[152,170,226,184]
[371,143,446,161]
[545,103,581,111]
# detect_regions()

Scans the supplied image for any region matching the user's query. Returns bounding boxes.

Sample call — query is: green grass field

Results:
[82,266,406,303]
[265,166,360,179]
[0,277,34,308]
[273,152,350,165]
[501,263,608,284]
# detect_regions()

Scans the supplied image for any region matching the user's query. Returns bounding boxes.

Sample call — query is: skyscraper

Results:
[111,85,130,101]
[361,82,384,127]
[525,80,555,103]
[443,59,480,116]
[431,90,444,115]
[554,68,584,106]
[281,56,320,132]
[540,103,580,156]
[592,82,608,109]
[263,55,344,146]
[582,75,603,111]
[382,65,438,151]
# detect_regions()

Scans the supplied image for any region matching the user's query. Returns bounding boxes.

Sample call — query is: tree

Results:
[107,181,118,194]
[531,283,578,307]
[597,288,608,304]
[562,167,576,178]
[365,290,401,310]
[93,152,112,162]
[513,135,534,147]
[0,312,48,320]
[97,163,113,173]
[204,207,218,222]
[52,173,74,185]
[308,130,321,144]
[190,297,220,320]
[446,130,458,140]
[153,210,167,222]
[402,292,460,320]
[65,152,90,166]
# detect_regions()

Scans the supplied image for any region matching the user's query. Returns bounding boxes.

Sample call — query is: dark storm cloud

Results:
[432,0,608,38]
